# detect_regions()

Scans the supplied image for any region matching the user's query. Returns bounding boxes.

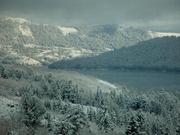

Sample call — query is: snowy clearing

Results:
[19,24,34,38]
[18,56,41,66]
[57,26,78,35]
[97,79,117,89]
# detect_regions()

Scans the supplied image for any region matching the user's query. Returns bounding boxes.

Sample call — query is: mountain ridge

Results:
[49,37,180,72]
[1,16,180,66]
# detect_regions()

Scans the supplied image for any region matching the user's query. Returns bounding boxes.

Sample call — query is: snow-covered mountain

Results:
[1,16,179,66]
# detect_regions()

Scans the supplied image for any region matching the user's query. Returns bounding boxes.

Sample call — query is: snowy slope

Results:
[148,31,180,38]
[1,16,180,67]
[57,26,78,35]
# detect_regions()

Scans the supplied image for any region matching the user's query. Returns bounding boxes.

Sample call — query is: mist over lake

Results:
[77,69,180,92]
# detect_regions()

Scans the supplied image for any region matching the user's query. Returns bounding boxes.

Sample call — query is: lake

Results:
[77,69,180,92]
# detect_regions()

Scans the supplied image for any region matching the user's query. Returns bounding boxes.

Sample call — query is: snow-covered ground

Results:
[19,24,34,38]
[0,96,19,118]
[69,50,82,57]
[18,56,41,66]
[97,79,117,89]
[4,16,28,24]
[2,17,34,38]
[37,47,92,62]
[105,48,113,51]
[24,43,36,48]
[37,50,52,57]
[57,26,78,35]
[148,31,180,38]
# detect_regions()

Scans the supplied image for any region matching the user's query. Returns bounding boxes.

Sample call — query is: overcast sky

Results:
[0,0,180,32]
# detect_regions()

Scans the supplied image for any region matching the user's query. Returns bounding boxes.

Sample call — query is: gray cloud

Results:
[0,0,180,32]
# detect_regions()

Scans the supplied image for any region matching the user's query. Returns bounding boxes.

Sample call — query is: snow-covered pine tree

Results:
[126,112,146,135]
[126,116,139,135]
[21,95,46,128]
[55,106,88,135]
[176,113,180,135]
[87,107,96,122]
[97,109,114,133]
[61,80,79,103]
[95,87,104,107]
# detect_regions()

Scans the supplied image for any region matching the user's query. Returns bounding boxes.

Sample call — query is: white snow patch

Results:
[97,79,117,89]
[37,50,52,57]
[148,31,180,38]
[70,50,83,57]
[4,17,28,24]
[9,51,18,56]
[57,26,78,35]
[80,34,87,38]
[19,24,34,38]
[0,96,19,118]
[62,47,76,50]
[18,56,41,66]
[54,53,59,57]
[81,48,93,53]
[44,55,59,60]
[41,50,52,54]
[69,48,92,57]
[24,43,36,48]
[58,47,92,58]
[105,48,113,51]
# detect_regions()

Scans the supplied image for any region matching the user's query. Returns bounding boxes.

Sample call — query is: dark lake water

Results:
[77,69,180,91]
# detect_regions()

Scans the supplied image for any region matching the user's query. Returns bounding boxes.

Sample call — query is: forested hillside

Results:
[0,16,161,65]
[1,16,180,135]
[49,37,180,71]
[0,63,180,135]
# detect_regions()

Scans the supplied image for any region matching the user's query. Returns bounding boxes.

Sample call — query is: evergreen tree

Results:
[44,112,52,130]
[0,65,5,77]
[136,112,146,135]
[52,97,63,111]
[97,110,114,133]
[176,113,180,135]
[66,106,88,133]
[87,107,96,122]
[55,106,88,135]
[126,116,139,135]
[95,87,104,107]
[55,120,76,135]
[0,67,8,79]
[21,95,46,128]
[61,80,79,103]
[126,112,146,135]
